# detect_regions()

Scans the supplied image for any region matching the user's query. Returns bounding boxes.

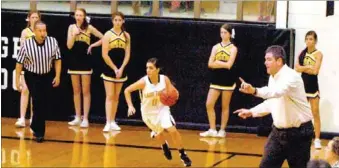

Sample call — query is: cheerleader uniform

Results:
[101,30,128,82]
[299,50,320,98]
[24,27,35,39]
[209,43,236,91]
[68,25,93,75]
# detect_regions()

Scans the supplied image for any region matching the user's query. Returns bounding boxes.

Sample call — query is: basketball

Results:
[160,86,179,106]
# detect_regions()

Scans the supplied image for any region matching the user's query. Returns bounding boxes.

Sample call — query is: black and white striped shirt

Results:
[17,36,61,74]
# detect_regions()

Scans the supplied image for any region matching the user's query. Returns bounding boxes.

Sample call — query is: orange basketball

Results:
[160,86,179,106]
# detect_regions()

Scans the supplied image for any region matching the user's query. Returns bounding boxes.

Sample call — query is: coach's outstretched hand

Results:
[233,108,253,119]
[239,77,256,95]
[128,106,136,117]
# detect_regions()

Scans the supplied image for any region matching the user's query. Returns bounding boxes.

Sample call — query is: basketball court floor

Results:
[1,117,327,167]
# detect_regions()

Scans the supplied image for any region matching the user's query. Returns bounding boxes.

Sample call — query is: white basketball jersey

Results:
[140,75,170,115]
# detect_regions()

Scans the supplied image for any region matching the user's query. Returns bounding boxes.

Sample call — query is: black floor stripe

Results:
[2,136,262,157]
[210,154,236,167]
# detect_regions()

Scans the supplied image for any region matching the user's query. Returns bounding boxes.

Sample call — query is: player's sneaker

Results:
[180,152,192,167]
[161,141,172,160]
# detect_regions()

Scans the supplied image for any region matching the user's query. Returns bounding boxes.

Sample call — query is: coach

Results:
[234,45,314,168]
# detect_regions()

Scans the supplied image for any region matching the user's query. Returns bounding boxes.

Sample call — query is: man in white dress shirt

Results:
[234,45,314,168]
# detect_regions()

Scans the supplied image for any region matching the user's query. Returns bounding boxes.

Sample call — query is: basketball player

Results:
[295,31,323,149]
[15,10,41,128]
[200,24,238,138]
[67,8,103,128]
[101,12,130,132]
[124,58,192,167]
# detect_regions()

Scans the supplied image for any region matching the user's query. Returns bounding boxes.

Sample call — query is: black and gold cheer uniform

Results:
[101,30,128,82]
[68,25,92,75]
[299,49,320,98]
[209,43,236,91]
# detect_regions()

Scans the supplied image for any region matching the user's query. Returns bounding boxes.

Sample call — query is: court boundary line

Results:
[210,154,236,167]
[2,136,263,158]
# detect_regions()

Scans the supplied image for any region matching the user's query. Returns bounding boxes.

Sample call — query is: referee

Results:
[15,21,62,143]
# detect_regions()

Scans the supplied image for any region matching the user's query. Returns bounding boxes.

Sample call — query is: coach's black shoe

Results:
[161,141,172,160]
[35,136,44,143]
[180,151,192,167]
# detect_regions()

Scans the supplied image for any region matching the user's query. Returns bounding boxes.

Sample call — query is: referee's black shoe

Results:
[35,136,44,143]
[32,130,44,143]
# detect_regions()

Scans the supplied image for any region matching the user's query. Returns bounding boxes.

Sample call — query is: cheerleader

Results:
[67,8,103,127]
[200,24,238,138]
[101,12,130,131]
[295,30,323,149]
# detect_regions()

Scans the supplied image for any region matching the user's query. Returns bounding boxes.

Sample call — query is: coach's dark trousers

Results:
[25,71,53,137]
[260,121,314,168]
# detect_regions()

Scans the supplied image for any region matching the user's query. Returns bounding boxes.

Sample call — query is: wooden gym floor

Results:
[1,117,328,167]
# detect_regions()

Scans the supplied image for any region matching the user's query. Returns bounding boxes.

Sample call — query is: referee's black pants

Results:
[259,121,314,168]
[24,71,53,137]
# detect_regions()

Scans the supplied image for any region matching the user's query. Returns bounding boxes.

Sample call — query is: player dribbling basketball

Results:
[124,58,192,167]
